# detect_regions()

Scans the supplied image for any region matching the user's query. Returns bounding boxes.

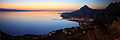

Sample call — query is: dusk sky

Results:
[0,0,119,10]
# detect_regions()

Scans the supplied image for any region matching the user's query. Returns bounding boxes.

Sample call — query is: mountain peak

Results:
[71,5,93,13]
[82,5,90,9]
[83,5,88,7]
[80,5,91,10]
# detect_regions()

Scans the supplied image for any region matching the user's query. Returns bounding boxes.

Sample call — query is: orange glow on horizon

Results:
[0,4,104,10]
[0,4,81,10]
[0,6,104,10]
[0,0,109,10]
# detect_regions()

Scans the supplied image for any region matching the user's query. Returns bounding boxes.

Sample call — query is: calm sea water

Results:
[0,11,79,36]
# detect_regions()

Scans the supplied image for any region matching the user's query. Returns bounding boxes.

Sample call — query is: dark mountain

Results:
[72,5,92,13]
[61,5,104,18]
[105,2,120,17]
[80,5,92,10]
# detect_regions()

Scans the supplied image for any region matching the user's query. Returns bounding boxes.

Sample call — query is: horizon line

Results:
[0,8,104,11]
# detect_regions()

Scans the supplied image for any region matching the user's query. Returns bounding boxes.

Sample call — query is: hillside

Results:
[61,5,104,18]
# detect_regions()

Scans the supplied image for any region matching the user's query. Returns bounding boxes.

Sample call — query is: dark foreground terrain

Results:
[0,2,120,40]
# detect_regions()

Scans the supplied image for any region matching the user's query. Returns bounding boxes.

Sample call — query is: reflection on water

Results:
[0,11,79,36]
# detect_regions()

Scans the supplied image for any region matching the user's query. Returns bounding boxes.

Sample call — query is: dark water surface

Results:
[0,11,79,36]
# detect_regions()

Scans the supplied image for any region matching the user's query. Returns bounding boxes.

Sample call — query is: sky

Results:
[0,0,119,10]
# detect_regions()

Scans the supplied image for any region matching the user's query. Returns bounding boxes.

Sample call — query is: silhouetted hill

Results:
[105,2,120,19]
[72,5,92,13]
[61,5,104,18]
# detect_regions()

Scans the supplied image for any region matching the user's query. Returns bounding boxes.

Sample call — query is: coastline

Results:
[0,2,120,40]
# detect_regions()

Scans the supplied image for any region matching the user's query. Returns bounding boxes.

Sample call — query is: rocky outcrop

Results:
[105,2,120,17]
[94,2,120,40]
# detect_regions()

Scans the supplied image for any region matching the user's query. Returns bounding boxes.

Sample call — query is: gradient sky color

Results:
[0,0,119,10]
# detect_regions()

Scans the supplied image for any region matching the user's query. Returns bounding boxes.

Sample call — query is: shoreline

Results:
[0,2,120,40]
